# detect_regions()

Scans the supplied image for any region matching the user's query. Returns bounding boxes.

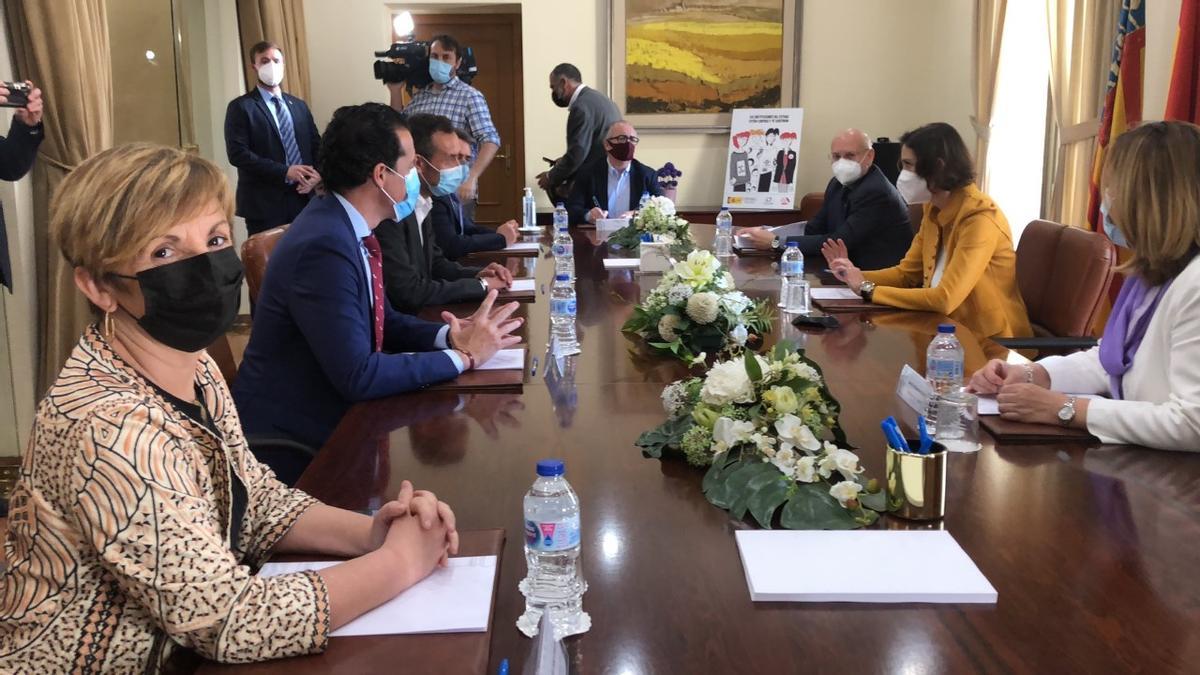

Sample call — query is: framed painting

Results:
[609,0,801,132]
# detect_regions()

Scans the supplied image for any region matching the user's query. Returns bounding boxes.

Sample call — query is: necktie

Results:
[271,96,304,168]
[361,234,385,352]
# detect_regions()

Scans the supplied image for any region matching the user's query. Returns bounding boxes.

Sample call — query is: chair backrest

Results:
[207,333,240,386]
[1016,219,1116,338]
[906,202,925,234]
[796,192,824,221]
[242,224,290,304]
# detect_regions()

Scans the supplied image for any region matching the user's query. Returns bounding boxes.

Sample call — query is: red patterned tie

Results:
[361,234,385,352]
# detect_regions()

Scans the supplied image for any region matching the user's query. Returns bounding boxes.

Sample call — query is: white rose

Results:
[788,362,821,383]
[829,480,863,507]
[774,414,822,452]
[819,447,863,481]
[794,456,817,482]
[712,416,755,451]
[686,292,720,324]
[730,323,749,346]
[650,194,676,216]
[700,360,756,406]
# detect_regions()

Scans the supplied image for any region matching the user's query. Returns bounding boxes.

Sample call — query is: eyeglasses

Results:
[606,135,640,145]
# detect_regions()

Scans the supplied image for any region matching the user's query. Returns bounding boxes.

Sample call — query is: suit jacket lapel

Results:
[249,92,285,149]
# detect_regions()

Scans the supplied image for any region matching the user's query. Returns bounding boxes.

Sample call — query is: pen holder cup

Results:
[885,440,947,521]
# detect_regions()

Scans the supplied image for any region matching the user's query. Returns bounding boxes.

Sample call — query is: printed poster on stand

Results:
[723,108,804,211]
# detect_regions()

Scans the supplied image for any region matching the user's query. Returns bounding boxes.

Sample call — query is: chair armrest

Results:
[993,336,1099,351]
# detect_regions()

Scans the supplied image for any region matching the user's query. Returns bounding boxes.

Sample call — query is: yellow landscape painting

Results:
[625,0,784,114]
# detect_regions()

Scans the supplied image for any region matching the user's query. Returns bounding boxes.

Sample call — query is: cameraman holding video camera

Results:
[387,35,499,220]
[0,79,43,293]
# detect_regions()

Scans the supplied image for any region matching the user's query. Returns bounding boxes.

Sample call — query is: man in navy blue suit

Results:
[233,103,523,463]
[565,120,660,226]
[224,41,321,235]
[427,129,519,261]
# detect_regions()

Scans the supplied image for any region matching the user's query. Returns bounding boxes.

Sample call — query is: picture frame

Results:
[607,0,802,133]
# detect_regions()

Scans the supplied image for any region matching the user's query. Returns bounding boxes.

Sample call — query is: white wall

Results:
[303,0,977,211]
[1145,0,1183,118]
[0,6,38,455]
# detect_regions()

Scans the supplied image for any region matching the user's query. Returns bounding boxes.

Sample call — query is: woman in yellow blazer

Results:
[823,122,1032,339]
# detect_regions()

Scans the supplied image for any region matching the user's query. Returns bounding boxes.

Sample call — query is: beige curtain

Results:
[236,0,311,101]
[972,0,1007,190]
[4,0,114,391]
[1045,0,1117,228]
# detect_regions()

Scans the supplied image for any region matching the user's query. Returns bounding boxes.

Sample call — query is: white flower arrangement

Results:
[608,194,694,250]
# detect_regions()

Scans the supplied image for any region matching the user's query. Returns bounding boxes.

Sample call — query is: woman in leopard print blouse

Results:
[0,144,459,671]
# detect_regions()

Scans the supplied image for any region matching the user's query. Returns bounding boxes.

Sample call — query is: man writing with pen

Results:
[565,120,660,226]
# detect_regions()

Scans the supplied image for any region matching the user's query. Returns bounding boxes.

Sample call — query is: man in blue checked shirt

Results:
[390,34,500,220]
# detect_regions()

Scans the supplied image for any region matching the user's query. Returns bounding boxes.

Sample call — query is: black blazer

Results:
[374,208,487,314]
[565,157,660,225]
[0,118,42,291]
[429,193,506,261]
[223,89,320,226]
[785,164,914,271]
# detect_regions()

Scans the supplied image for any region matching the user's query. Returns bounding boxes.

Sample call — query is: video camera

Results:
[373,40,478,88]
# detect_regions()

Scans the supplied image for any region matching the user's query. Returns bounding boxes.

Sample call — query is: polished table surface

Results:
[214,226,1200,673]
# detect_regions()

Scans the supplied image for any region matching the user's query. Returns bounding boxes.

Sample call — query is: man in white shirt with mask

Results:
[739,128,913,271]
[225,40,322,235]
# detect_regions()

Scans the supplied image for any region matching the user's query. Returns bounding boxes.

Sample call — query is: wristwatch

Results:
[771,236,782,250]
[1057,395,1077,426]
[858,280,876,302]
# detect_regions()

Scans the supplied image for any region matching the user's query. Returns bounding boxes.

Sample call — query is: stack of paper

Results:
[507,278,536,293]
[735,530,997,603]
[505,242,541,252]
[602,258,640,270]
[476,348,526,371]
[810,287,861,301]
[259,556,498,635]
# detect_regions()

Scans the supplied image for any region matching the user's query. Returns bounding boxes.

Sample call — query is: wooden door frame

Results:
[404,11,525,226]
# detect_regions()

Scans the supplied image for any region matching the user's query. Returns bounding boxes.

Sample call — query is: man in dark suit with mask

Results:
[565,120,660,225]
[224,40,321,235]
[0,80,43,293]
[536,63,621,203]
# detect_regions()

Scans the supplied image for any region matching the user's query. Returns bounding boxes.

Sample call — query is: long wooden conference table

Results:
[203,225,1200,673]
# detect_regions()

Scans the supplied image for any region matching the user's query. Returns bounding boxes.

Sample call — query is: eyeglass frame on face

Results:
[606,135,640,145]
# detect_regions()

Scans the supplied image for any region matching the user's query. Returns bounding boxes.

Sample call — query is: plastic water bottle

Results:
[925,323,965,431]
[550,273,578,355]
[522,187,536,230]
[780,242,810,313]
[552,203,574,280]
[714,208,733,257]
[638,191,650,209]
[518,459,590,639]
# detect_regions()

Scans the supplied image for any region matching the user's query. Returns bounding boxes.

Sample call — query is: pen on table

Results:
[497,657,509,675]
[881,417,905,453]
[530,356,539,377]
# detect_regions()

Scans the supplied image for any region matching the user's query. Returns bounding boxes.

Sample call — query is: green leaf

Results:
[724,461,778,520]
[744,348,763,382]
[779,483,861,530]
[747,474,791,529]
[701,451,741,508]
[634,416,691,459]
[858,488,886,513]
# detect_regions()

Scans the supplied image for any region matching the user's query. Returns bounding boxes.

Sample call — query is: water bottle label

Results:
[525,515,581,551]
[781,261,803,276]
[552,244,573,256]
[552,298,577,316]
[928,358,963,382]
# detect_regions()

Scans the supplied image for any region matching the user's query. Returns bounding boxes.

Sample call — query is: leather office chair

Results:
[242,224,289,305]
[993,219,1116,353]
[796,192,824,222]
[906,202,925,234]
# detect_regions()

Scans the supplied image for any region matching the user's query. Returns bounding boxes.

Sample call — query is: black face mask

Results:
[115,247,244,352]
[551,86,570,108]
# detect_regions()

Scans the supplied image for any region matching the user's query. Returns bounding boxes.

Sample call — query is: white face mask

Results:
[896,169,932,204]
[831,158,864,185]
[257,61,284,88]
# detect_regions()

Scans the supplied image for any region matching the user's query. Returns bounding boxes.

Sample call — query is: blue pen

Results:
[881,420,902,452]
[882,417,907,453]
[917,415,932,454]
[498,658,509,675]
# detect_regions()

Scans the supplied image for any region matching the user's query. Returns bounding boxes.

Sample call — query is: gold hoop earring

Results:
[103,311,114,340]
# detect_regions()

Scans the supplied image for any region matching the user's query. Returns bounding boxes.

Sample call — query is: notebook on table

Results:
[979,416,1098,443]
[497,278,537,303]
[429,348,526,394]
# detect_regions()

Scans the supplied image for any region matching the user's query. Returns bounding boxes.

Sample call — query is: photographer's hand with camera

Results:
[0,80,43,126]
[443,290,523,370]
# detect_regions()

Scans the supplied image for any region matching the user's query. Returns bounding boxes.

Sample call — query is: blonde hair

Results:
[52,143,234,280]
[1102,121,1200,285]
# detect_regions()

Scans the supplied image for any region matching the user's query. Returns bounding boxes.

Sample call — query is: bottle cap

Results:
[536,459,565,476]
[556,202,565,208]
[555,273,569,281]
[937,323,956,334]
[786,241,799,247]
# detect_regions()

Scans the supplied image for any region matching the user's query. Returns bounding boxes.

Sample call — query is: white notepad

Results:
[505,241,541,252]
[508,278,536,293]
[735,530,997,603]
[810,287,861,301]
[259,555,498,635]
[602,258,640,269]
[475,348,525,371]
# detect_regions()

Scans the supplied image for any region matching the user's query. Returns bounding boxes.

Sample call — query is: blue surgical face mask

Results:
[420,156,468,197]
[1100,199,1128,248]
[381,165,421,222]
[429,58,454,84]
